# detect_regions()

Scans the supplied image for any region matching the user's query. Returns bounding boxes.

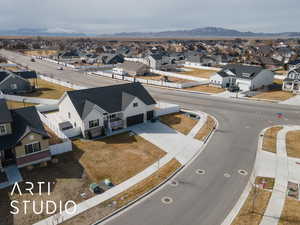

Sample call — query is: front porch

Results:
[283,80,300,93]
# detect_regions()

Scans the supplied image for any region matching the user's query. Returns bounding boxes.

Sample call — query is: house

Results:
[0,70,34,94]
[113,61,149,76]
[146,53,170,70]
[282,67,300,93]
[57,83,156,139]
[209,64,274,91]
[0,99,51,171]
[287,59,300,70]
[100,54,124,65]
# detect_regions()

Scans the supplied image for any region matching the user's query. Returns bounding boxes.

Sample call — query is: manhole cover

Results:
[224,173,231,178]
[196,169,206,175]
[169,180,179,187]
[238,170,248,176]
[161,196,173,204]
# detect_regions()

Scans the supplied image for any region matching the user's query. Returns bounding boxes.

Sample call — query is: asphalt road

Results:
[2,49,300,225]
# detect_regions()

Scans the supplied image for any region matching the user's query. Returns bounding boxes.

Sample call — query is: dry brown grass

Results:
[195,116,216,141]
[279,198,300,225]
[21,78,73,99]
[6,100,37,109]
[252,91,295,101]
[0,152,93,225]
[231,188,272,225]
[62,159,181,225]
[262,126,283,153]
[72,132,166,184]
[186,84,225,93]
[159,112,198,135]
[24,49,58,56]
[180,68,217,79]
[286,130,300,158]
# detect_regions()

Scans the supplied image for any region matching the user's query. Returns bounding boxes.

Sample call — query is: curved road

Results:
[2,50,300,225]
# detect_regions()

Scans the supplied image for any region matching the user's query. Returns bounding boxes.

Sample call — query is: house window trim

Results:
[24,141,42,155]
[18,148,49,158]
[0,124,7,135]
[89,119,100,129]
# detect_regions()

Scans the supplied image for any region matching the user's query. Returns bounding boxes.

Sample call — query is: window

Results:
[0,125,6,135]
[133,102,138,107]
[11,84,17,90]
[89,119,99,128]
[68,112,71,119]
[25,142,41,155]
[109,114,116,119]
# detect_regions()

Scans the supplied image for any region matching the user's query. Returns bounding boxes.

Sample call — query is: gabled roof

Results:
[0,98,13,124]
[13,70,37,79]
[218,64,264,80]
[0,106,49,151]
[66,83,156,118]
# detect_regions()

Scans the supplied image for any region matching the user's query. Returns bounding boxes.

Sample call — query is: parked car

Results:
[31,58,35,62]
[57,66,64,70]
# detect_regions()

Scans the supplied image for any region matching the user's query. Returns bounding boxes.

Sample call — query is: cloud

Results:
[0,0,298,34]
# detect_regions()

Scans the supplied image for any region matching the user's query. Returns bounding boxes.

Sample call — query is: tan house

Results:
[0,99,51,171]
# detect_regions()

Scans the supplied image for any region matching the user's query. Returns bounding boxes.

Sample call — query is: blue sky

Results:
[0,0,298,34]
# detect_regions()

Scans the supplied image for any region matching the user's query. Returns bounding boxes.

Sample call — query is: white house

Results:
[57,83,156,139]
[209,64,274,91]
[113,61,149,76]
[282,67,300,93]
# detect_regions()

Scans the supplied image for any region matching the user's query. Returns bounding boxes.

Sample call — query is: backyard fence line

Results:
[0,93,59,105]
[38,74,87,90]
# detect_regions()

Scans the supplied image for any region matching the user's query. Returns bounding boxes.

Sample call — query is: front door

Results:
[2,149,16,167]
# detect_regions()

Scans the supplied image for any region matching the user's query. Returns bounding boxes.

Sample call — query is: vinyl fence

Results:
[151,69,209,83]
[38,74,87,90]
[49,141,72,156]
[155,101,181,116]
[90,71,201,89]
[183,62,222,71]
[1,93,59,105]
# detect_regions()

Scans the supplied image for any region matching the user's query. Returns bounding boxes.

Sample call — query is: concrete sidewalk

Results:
[132,122,203,164]
[260,126,300,225]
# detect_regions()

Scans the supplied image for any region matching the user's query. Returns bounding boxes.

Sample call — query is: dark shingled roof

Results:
[14,71,37,79]
[0,106,49,151]
[66,82,156,118]
[218,64,263,80]
[0,99,13,123]
[0,70,10,83]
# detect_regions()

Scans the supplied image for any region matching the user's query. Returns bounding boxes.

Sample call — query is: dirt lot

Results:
[6,100,37,109]
[73,132,166,184]
[286,130,300,158]
[62,159,181,225]
[195,116,216,141]
[160,112,198,135]
[180,68,217,79]
[185,84,225,93]
[262,126,283,153]
[0,152,93,225]
[22,78,73,99]
[231,187,272,225]
[135,74,191,83]
[279,198,300,225]
[23,49,58,56]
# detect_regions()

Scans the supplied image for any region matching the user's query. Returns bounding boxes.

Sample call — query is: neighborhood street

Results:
[2,49,300,225]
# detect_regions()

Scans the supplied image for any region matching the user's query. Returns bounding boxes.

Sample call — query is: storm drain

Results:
[224,173,231,178]
[238,170,248,176]
[196,169,206,175]
[161,196,173,204]
[169,180,179,187]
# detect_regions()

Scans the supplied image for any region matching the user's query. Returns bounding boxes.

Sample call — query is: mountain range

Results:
[104,27,300,38]
[0,27,299,38]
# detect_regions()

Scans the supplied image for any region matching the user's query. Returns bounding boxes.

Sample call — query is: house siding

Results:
[14,132,49,158]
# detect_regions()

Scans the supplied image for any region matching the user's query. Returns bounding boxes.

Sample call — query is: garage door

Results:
[238,82,250,92]
[127,114,144,126]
